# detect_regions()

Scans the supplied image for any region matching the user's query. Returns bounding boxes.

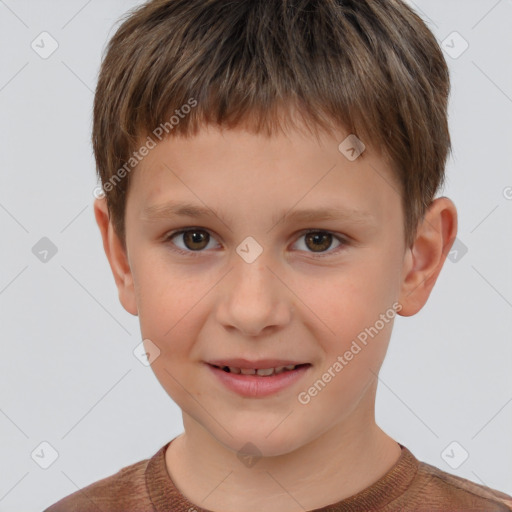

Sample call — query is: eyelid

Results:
[164,227,349,258]
[164,227,221,257]
[296,229,348,258]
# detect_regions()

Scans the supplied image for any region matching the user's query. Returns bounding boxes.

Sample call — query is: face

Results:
[115,124,411,456]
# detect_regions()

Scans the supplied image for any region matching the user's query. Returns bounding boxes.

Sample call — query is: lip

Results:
[206,362,312,398]
[207,358,308,369]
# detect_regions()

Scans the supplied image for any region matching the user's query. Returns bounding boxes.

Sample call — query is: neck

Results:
[165,405,401,512]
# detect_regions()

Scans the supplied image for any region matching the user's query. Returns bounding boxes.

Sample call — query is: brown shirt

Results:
[44,438,512,511]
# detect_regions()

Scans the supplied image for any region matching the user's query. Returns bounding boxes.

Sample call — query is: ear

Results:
[398,197,458,317]
[93,198,138,316]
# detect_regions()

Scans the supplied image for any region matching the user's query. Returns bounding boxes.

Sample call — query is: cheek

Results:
[310,259,399,331]
[300,251,401,376]
[132,255,202,347]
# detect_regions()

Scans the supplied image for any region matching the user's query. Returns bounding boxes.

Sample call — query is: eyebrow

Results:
[141,201,375,226]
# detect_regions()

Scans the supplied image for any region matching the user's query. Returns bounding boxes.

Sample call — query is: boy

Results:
[45,0,512,510]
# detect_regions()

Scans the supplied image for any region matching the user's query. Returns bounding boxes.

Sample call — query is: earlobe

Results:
[398,197,458,317]
[93,198,138,316]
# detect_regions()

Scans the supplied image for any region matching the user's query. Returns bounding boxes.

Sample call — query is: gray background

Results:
[0,0,511,510]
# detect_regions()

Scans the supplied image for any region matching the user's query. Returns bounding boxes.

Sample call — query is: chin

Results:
[213,424,307,459]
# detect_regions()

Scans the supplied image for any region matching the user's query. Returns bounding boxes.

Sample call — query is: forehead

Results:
[127,125,402,229]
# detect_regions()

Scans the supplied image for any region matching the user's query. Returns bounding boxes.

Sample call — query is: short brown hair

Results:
[92,0,451,248]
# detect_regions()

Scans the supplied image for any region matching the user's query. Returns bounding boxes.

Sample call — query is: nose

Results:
[215,252,292,337]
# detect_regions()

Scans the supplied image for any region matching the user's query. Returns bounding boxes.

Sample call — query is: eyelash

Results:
[163,227,349,259]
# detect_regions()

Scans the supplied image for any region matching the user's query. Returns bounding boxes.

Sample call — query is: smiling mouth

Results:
[210,363,311,376]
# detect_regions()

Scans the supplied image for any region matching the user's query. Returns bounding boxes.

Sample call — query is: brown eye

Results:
[167,229,214,252]
[292,230,346,257]
[165,228,346,258]
[304,231,333,252]
[182,230,210,250]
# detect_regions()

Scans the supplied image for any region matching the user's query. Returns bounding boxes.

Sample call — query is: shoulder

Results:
[402,455,512,511]
[42,453,155,512]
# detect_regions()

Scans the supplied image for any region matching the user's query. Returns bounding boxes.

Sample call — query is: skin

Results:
[95,122,457,512]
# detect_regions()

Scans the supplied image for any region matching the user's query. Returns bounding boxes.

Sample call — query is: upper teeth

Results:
[221,364,298,376]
